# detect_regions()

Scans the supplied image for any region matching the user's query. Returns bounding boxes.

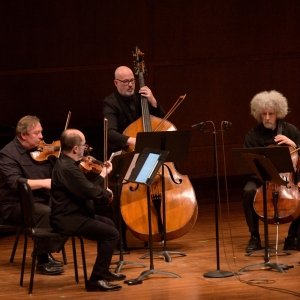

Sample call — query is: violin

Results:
[30,140,60,162]
[79,155,103,174]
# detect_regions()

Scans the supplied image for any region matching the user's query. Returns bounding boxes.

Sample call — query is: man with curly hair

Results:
[242,90,300,252]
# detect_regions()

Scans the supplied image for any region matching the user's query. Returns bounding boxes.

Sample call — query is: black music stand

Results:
[108,151,147,273]
[134,130,193,263]
[123,147,180,284]
[233,147,293,273]
[233,146,294,257]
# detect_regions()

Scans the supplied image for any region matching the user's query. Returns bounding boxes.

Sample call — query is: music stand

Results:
[123,147,180,284]
[134,130,193,262]
[233,147,293,273]
[108,151,147,273]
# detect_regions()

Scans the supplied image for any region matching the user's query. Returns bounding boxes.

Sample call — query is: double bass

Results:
[120,47,198,242]
[253,145,300,224]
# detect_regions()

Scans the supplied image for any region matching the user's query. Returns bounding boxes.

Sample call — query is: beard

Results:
[263,121,276,130]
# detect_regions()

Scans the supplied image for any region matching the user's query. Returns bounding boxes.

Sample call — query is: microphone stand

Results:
[192,121,233,278]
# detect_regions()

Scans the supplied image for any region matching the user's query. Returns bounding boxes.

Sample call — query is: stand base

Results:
[239,262,286,273]
[140,250,186,263]
[245,248,291,256]
[110,260,147,273]
[203,270,234,278]
[124,268,181,285]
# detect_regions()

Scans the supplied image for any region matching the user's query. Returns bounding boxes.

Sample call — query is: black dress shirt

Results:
[50,153,112,235]
[0,137,53,219]
[244,121,300,149]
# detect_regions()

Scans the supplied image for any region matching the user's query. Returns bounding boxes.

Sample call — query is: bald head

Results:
[114,66,134,79]
[114,66,135,98]
[60,129,85,153]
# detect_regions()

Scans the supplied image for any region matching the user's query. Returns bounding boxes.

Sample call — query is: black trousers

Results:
[242,175,300,238]
[79,215,119,280]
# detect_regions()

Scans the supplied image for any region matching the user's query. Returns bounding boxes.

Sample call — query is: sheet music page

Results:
[136,153,160,183]
[109,150,122,162]
[123,153,140,183]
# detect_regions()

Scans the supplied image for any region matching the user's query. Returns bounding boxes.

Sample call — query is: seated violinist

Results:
[242,90,300,252]
[50,129,125,292]
[0,115,65,275]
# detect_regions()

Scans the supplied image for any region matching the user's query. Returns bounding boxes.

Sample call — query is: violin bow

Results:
[153,94,186,131]
[103,117,108,188]
[58,111,72,157]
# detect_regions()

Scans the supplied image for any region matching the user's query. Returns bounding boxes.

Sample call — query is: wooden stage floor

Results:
[1,201,300,300]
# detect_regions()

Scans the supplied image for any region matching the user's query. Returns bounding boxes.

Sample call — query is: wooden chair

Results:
[17,180,87,294]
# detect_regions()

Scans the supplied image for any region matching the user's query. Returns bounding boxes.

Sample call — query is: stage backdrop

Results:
[1,1,300,185]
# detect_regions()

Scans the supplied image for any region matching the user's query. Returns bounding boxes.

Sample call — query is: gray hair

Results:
[250,90,288,122]
[16,115,40,138]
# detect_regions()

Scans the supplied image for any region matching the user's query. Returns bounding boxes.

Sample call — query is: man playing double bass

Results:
[102,66,165,253]
[242,90,300,252]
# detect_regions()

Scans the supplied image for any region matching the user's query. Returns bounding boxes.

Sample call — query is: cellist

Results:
[242,90,300,252]
[102,66,165,253]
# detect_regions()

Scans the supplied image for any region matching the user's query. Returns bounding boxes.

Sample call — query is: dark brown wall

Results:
[1,0,300,180]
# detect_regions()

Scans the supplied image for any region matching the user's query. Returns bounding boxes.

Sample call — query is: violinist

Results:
[50,129,124,292]
[103,66,165,252]
[242,90,300,252]
[0,115,65,275]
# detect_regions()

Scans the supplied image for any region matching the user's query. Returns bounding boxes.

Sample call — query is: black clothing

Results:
[242,121,300,243]
[103,90,165,156]
[0,137,53,220]
[0,137,60,264]
[50,153,119,280]
[103,89,165,239]
[244,121,300,149]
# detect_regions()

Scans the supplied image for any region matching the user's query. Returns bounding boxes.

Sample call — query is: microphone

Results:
[192,121,207,132]
[191,121,206,128]
[223,121,232,126]
[223,121,232,131]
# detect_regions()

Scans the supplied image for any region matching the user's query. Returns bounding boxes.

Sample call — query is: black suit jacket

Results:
[103,90,165,156]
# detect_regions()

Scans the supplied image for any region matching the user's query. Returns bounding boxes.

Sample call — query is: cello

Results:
[253,145,300,224]
[120,47,198,242]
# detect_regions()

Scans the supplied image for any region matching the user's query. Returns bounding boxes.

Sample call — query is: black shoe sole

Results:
[86,286,121,292]
[36,270,65,275]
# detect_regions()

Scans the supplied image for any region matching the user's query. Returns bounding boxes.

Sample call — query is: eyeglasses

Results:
[78,143,88,150]
[115,78,135,85]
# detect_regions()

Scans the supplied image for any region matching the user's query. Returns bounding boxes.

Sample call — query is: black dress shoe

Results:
[48,254,64,267]
[246,236,262,253]
[103,271,126,282]
[36,262,64,275]
[113,248,130,255]
[284,236,297,250]
[86,280,122,292]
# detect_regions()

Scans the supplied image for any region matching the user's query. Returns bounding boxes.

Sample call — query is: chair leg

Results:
[72,236,79,283]
[29,248,37,294]
[61,245,68,265]
[10,228,22,263]
[20,235,28,287]
[78,236,88,290]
